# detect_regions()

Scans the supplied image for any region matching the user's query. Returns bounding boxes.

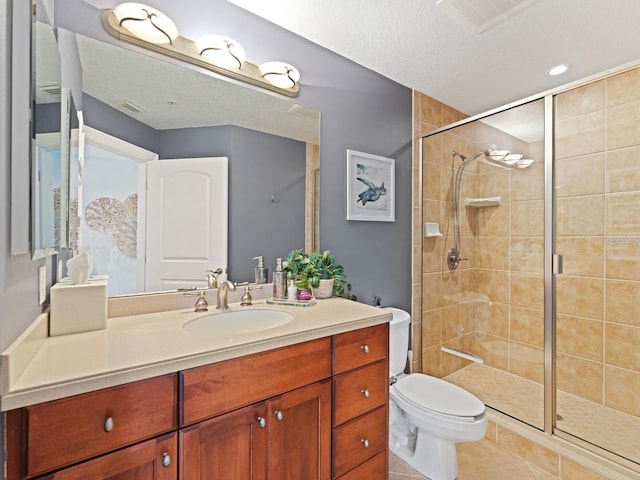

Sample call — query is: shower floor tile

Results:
[445,363,640,466]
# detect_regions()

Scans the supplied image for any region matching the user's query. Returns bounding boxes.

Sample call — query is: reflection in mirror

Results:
[31,19,68,258]
[61,32,320,295]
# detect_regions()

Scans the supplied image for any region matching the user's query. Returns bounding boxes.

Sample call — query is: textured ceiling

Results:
[227,0,640,116]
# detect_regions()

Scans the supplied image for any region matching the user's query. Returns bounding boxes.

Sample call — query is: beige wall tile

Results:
[477,236,510,270]
[606,236,640,280]
[512,162,544,202]
[606,100,640,150]
[511,305,544,347]
[420,93,443,127]
[441,104,467,126]
[556,80,605,118]
[422,236,443,273]
[557,196,604,236]
[442,303,462,342]
[605,322,640,372]
[556,153,605,197]
[511,237,544,273]
[557,353,603,403]
[423,160,442,200]
[476,301,509,337]
[496,426,559,476]
[475,332,509,370]
[560,457,613,480]
[606,192,640,236]
[606,145,640,193]
[441,132,462,165]
[422,308,442,348]
[511,200,544,237]
[423,272,442,310]
[442,270,461,306]
[478,169,510,203]
[557,237,604,277]
[604,365,640,417]
[477,268,510,304]
[555,111,605,160]
[477,203,511,237]
[510,341,544,383]
[604,279,640,327]
[556,276,604,320]
[607,66,640,107]
[510,272,544,310]
[422,344,442,377]
[557,314,603,362]
[422,134,441,164]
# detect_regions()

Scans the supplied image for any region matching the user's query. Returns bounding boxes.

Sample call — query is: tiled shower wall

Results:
[414,65,640,411]
[555,66,640,417]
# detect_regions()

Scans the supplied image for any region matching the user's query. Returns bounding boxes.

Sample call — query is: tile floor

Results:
[389,442,559,480]
[446,363,640,465]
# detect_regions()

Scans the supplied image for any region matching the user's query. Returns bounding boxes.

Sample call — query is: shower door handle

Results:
[552,254,563,275]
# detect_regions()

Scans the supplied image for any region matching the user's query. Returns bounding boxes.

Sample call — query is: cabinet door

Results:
[268,380,331,480]
[40,433,177,480]
[180,403,267,480]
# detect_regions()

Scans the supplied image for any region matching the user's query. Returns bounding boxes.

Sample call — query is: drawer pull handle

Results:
[161,452,171,468]
[361,389,370,398]
[257,416,266,428]
[361,345,370,354]
[103,417,114,432]
[360,438,370,448]
[274,410,283,421]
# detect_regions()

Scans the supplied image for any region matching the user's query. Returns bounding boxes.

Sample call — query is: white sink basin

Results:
[184,309,294,336]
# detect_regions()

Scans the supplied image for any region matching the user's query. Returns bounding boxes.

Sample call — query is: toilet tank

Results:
[385,307,411,377]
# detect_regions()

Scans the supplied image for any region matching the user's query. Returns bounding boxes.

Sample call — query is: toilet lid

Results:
[394,374,485,418]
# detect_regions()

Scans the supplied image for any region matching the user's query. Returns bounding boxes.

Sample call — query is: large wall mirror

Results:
[30,5,320,296]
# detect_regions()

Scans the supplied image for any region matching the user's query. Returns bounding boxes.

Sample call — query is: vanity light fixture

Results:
[104,3,300,97]
[113,2,178,45]
[196,35,246,69]
[259,62,301,89]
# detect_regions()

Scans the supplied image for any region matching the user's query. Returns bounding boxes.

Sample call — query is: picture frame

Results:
[346,149,395,222]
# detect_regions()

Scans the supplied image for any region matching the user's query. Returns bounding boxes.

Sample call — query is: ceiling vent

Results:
[118,99,146,114]
[437,0,542,34]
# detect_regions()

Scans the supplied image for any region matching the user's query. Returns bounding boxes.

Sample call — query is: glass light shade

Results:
[196,35,246,69]
[517,158,535,168]
[488,149,510,161]
[259,62,301,89]
[504,153,523,165]
[114,2,178,45]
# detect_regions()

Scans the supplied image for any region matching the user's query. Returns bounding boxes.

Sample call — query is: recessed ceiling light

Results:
[548,64,569,76]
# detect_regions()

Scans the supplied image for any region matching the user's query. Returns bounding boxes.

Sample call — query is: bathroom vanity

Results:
[1,298,390,479]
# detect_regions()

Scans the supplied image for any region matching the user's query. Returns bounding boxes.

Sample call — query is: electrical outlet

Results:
[39,265,47,305]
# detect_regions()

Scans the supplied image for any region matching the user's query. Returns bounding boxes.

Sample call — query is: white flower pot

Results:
[313,278,334,299]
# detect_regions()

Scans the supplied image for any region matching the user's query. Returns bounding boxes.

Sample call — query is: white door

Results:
[145,157,228,292]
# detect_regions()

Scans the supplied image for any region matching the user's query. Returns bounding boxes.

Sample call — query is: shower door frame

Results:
[419,60,640,467]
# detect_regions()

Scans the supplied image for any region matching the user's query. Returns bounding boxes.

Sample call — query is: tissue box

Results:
[50,278,108,336]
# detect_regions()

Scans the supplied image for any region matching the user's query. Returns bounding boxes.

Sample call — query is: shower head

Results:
[452,151,468,162]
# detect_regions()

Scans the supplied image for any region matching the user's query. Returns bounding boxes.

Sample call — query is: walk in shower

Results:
[419,65,640,468]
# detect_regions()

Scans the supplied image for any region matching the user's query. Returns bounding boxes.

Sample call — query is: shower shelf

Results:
[441,346,483,364]
[464,196,501,207]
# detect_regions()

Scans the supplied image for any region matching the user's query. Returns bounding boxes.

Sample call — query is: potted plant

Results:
[282,249,356,300]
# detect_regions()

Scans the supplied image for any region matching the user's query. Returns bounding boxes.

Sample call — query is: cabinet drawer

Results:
[336,451,387,480]
[333,360,387,426]
[333,406,387,478]
[181,337,331,426]
[23,374,177,477]
[334,323,388,375]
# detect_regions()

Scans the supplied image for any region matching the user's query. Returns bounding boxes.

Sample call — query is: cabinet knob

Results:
[361,389,370,398]
[360,438,370,448]
[274,410,283,421]
[257,416,266,428]
[360,344,370,354]
[161,452,171,468]
[103,416,114,432]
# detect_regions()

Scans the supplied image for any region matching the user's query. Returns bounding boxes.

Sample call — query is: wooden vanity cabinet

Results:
[179,337,332,480]
[332,323,389,480]
[6,374,178,479]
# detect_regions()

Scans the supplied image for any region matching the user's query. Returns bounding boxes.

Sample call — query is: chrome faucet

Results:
[216,280,237,310]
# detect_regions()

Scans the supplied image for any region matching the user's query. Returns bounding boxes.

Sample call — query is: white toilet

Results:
[387,307,487,480]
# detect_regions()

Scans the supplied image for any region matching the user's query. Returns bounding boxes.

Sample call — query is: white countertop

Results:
[1,298,391,411]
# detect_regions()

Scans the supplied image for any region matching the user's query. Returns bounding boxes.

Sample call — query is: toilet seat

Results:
[393,374,485,421]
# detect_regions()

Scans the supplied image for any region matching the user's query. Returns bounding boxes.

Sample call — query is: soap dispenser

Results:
[253,256,268,284]
[273,258,286,299]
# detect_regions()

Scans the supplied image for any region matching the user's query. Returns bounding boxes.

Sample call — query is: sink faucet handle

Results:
[240,285,264,306]
[183,290,209,312]
[205,267,224,289]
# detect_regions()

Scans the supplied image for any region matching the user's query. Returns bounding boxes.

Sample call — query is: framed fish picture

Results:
[346,149,395,222]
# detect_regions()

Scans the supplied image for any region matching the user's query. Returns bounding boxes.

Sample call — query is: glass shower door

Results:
[554,69,640,465]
